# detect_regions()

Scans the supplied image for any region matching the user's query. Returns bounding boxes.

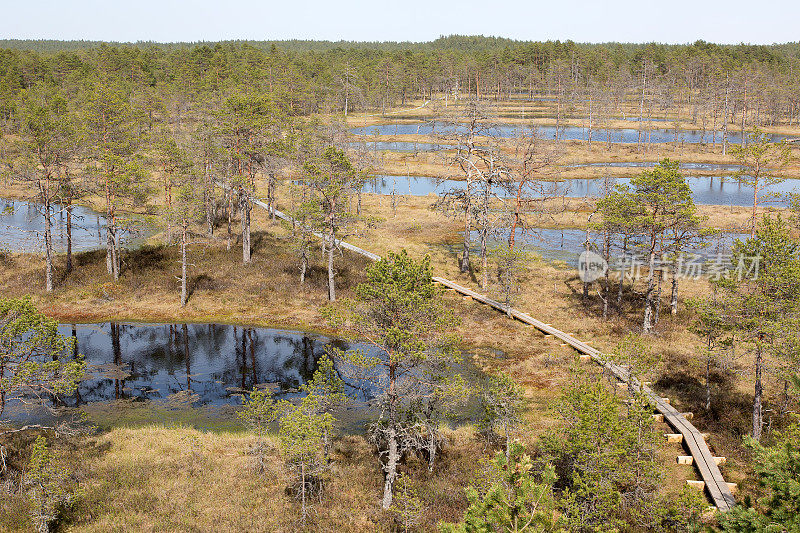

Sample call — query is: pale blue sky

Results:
[2,0,798,44]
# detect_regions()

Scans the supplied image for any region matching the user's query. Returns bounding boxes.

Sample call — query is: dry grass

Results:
[365,132,800,176]
[0,209,371,331]
[1,425,493,533]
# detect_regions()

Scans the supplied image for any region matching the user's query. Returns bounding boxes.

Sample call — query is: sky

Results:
[2,0,799,45]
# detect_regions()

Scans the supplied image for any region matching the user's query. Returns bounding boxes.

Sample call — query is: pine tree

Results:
[238,354,344,525]
[301,144,365,301]
[477,371,526,460]
[541,370,664,531]
[729,128,792,237]
[326,250,460,509]
[719,381,800,531]
[0,297,85,418]
[708,216,800,441]
[597,159,703,333]
[81,76,151,280]
[14,84,78,291]
[24,436,77,533]
[439,443,563,533]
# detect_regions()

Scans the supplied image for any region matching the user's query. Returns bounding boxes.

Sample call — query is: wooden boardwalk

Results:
[431,277,736,512]
[250,192,735,511]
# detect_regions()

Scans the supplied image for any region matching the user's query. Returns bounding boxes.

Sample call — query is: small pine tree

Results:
[477,372,526,460]
[390,474,425,533]
[325,250,460,509]
[492,243,527,313]
[541,370,663,531]
[719,378,800,531]
[0,297,85,417]
[439,443,563,533]
[237,355,345,525]
[279,396,334,527]
[611,333,661,393]
[24,436,76,533]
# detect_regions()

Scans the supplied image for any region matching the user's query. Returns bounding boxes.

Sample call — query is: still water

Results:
[363,175,798,207]
[566,162,746,171]
[1,198,153,253]
[59,322,377,407]
[351,122,792,144]
[455,228,748,268]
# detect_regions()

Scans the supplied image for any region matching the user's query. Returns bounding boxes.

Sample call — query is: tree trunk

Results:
[723,78,729,155]
[65,202,73,273]
[752,342,763,441]
[382,425,399,509]
[267,172,277,222]
[327,232,336,301]
[300,248,307,285]
[642,251,656,333]
[582,220,592,301]
[427,426,437,472]
[751,176,759,238]
[382,362,399,510]
[43,202,53,292]
[204,189,214,237]
[180,222,188,307]
[479,188,488,291]
[226,190,233,251]
[106,226,114,276]
[705,356,712,412]
[602,231,610,320]
[460,178,471,274]
[617,236,628,312]
[670,267,679,315]
[241,192,251,264]
[653,267,664,326]
[112,227,121,280]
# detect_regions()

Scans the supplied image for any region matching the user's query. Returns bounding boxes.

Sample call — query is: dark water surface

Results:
[59,322,378,408]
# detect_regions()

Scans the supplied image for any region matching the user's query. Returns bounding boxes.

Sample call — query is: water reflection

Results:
[457,229,747,268]
[565,176,798,207]
[61,322,378,407]
[362,175,799,207]
[348,141,442,152]
[351,122,791,144]
[566,162,746,171]
[0,198,153,254]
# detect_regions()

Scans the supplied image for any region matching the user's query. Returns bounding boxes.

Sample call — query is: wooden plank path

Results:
[431,278,736,512]
[246,190,735,511]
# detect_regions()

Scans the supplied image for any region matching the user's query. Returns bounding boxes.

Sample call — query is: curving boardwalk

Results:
[431,277,736,512]
[252,192,735,511]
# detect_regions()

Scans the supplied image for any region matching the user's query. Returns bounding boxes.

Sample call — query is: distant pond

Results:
[363,175,799,207]
[350,122,792,145]
[452,228,749,269]
[1,198,154,254]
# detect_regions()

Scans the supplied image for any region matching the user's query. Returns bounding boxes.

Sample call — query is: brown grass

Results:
[0,425,495,533]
